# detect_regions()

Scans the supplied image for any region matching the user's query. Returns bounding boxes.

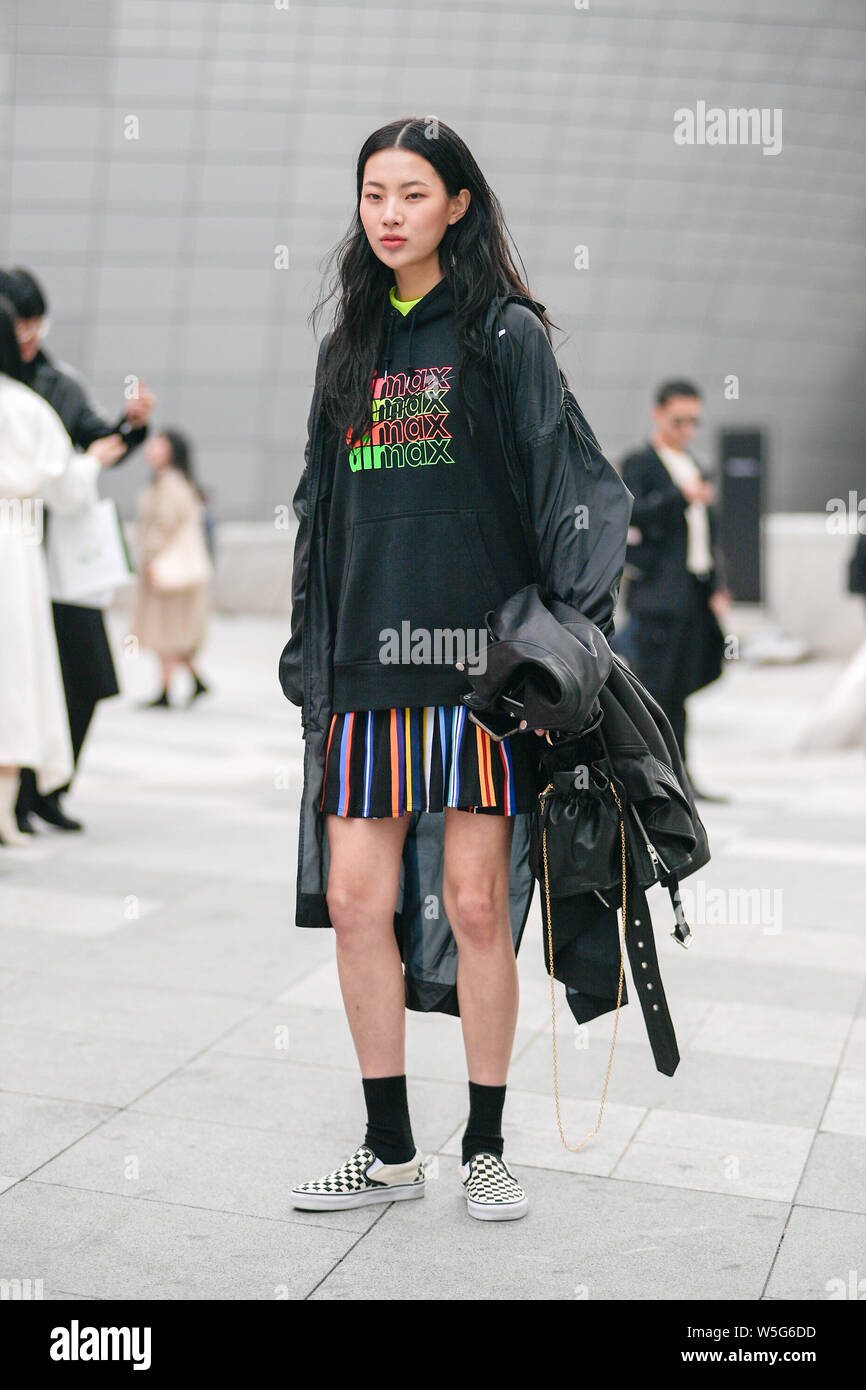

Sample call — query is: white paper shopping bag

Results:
[46,497,136,606]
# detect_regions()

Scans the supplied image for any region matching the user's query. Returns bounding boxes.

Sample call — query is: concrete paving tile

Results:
[696,860,863,932]
[765,1206,866,1300]
[722,837,866,868]
[276,957,344,1010]
[744,927,866,974]
[32,1111,387,1234]
[0,924,115,973]
[68,826,290,880]
[821,1070,866,1137]
[211,1002,361,1070]
[657,953,863,1014]
[545,991,714,1049]
[0,976,260,1048]
[510,1031,835,1128]
[0,1181,356,1299]
[690,1002,850,1067]
[0,884,163,937]
[439,1086,646,1178]
[130,1053,469,1151]
[795,1133,866,1215]
[308,1156,786,1300]
[613,1109,813,1202]
[0,1026,192,1107]
[0,1092,115,1179]
[209,999,539,1085]
[23,914,329,999]
[40,1289,99,1300]
[841,1019,866,1070]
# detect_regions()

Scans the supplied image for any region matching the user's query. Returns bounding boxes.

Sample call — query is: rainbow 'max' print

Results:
[346,366,455,471]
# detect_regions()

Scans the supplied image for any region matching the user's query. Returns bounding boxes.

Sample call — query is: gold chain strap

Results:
[538,737,628,1152]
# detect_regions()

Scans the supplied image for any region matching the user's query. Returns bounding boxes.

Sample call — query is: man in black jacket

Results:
[0,267,155,832]
[617,380,731,799]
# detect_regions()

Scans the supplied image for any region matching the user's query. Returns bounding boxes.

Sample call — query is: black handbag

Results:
[527,711,623,897]
[529,712,697,943]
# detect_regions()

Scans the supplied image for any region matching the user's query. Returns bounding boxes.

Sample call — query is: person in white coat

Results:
[0,298,125,845]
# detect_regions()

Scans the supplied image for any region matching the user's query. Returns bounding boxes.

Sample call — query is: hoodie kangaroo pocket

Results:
[333,508,504,670]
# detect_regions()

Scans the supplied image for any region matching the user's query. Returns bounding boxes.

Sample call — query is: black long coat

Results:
[26,348,148,706]
[278,288,635,1023]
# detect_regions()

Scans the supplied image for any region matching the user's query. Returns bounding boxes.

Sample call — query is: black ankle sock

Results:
[362,1074,416,1164]
[462,1080,507,1165]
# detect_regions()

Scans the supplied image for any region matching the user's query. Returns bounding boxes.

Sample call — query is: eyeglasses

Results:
[670,415,701,427]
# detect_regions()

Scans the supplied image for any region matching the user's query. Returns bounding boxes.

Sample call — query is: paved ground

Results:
[1,611,864,1301]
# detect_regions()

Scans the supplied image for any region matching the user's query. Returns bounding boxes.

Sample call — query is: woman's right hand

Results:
[86,433,128,468]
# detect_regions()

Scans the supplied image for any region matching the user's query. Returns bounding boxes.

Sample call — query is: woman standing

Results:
[281,118,632,1220]
[0,298,125,845]
[130,429,213,709]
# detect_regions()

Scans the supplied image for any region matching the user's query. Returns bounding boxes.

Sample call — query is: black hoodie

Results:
[325,275,536,712]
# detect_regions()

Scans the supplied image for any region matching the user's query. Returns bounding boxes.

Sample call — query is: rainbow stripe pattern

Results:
[320,704,523,817]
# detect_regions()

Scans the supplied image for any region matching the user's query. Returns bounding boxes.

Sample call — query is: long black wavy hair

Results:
[310,115,562,443]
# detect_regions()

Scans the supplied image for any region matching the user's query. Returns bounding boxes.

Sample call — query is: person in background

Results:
[617,380,732,801]
[130,428,213,709]
[0,267,155,834]
[0,297,126,845]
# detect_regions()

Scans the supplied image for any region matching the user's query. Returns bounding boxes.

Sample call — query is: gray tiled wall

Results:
[3,0,864,521]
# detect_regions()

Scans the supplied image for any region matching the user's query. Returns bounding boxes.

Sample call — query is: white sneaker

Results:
[461,1151,528,1221]
[291,1144,427,1211]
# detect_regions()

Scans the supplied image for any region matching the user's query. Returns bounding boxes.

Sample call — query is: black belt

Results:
[623,878,681,1076]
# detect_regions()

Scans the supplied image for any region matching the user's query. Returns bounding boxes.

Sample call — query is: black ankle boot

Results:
[188,673,210,704]
[141,689,171,709]
[32,791,83,832]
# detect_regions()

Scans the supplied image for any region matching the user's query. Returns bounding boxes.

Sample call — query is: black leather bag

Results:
[528,710,701,927]
[527,711,623,896]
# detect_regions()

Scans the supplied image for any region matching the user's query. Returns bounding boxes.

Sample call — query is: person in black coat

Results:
[0,268,156,832]
[616,380,732,799]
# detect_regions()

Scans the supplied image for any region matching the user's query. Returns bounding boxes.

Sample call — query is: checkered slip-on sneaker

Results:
[460,1150,528,1221]
[291,1144,427,1211]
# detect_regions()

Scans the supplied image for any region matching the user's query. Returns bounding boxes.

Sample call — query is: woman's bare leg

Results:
[325,812,411,1076]
[158,654,178,691]
[441,809,518,1084]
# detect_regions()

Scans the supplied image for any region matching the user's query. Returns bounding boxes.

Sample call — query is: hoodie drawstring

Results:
[383,298,419,381]
[383,309,395,381]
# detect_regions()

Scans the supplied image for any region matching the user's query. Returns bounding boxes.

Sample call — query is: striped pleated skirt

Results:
[320,704,541,818]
